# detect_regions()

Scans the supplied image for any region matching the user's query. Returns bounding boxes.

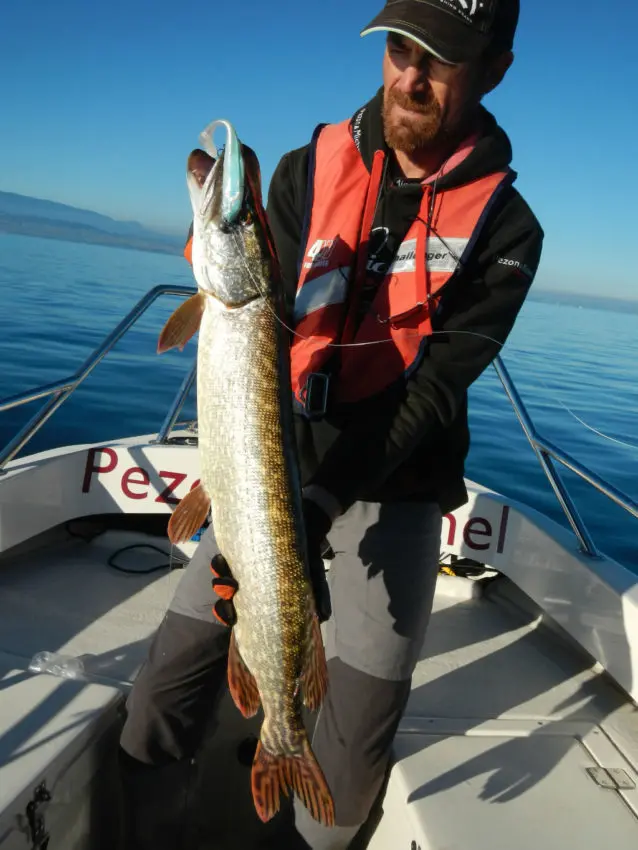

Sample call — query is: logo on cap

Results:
[452,0,482,17]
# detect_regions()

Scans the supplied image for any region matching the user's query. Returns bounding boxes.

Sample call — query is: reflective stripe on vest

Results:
[293,267,350,323]
[290,119,513,408]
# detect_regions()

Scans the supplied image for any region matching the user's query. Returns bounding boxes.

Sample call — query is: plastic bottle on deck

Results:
[29,651,86,681]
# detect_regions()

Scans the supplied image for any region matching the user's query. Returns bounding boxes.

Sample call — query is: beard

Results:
[382,86,444,154]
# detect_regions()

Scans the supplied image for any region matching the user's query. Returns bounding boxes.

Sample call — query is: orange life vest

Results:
[290,119,513,412]
[181,121,514,414]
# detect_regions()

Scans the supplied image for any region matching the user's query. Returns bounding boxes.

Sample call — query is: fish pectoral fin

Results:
[228,631,261,718]
[166,482,211,544]
[157,292,205,353]
[302,606,328,712]
[251,737,335,827]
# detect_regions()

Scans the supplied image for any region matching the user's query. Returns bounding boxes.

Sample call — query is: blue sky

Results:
[1,0,637,298]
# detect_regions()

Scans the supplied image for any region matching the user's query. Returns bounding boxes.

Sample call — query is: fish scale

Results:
[200,295,305,754]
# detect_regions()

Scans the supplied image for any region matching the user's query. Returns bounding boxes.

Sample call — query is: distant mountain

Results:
[530,288,638,315]
[0,191,184,256]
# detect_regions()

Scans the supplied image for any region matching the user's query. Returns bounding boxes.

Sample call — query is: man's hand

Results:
[302,498,333,623]
[210,554,239,627]
[209,499,334,627]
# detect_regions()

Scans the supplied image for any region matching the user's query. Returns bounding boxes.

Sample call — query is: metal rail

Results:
[154,360,198,444]
[492,357,638,558]
[0,284,197,471]
[0,283,635,560]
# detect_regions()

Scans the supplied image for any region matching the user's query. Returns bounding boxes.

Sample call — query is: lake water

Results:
[1,232,636,570]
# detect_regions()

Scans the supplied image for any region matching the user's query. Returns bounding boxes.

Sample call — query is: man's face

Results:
[382,33,491,153]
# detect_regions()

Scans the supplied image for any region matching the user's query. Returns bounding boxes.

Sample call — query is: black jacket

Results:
[266,89,544,517]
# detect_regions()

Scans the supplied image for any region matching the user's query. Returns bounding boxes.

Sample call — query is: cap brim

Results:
[360,2,490,64]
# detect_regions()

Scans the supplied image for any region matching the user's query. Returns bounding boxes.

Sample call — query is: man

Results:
[119,1,543,848]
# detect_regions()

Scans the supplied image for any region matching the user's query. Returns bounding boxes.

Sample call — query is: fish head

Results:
[186,121,279,309]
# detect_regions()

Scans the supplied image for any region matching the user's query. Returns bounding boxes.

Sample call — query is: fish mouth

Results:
[188,149,214,190]
[187,121,267,236]
[186,119,275,309]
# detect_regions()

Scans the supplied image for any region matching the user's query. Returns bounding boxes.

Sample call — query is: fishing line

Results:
[527,376,638,452]
[231,228,508,349]
[228,229,638,453]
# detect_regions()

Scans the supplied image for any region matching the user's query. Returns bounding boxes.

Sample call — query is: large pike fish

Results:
[157,120,334,827]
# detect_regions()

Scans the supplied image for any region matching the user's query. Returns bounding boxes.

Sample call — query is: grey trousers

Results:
[121,500,442,849]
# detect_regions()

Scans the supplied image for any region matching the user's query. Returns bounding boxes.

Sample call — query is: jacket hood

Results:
[350,87,514,190]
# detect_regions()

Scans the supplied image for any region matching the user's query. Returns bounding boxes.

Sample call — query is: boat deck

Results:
[0,523,637,849]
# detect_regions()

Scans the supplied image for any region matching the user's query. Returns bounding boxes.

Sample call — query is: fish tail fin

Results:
[166,482,211,543]
[251,736,335,827]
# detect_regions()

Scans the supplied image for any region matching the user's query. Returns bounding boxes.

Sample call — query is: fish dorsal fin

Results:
[302,604,328,712]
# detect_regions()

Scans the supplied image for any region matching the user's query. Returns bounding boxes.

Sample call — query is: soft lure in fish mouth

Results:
[188,118,245,228]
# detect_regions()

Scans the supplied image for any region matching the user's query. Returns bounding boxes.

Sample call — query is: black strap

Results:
[296,123,327,280]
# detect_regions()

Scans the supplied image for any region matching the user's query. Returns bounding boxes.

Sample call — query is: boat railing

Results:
[0,286,636,559]
[0,284,198,471]
[492,358,637,557]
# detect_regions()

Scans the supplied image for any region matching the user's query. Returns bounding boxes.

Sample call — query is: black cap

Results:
[361,0,520,64]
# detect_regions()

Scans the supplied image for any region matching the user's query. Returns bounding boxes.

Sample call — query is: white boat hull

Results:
[0,433,637,848]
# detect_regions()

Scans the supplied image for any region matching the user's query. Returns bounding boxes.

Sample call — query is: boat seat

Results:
[367,579,638,849]
[370,723,638,850]
[0,527,185,690]
[0,651,123,850]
